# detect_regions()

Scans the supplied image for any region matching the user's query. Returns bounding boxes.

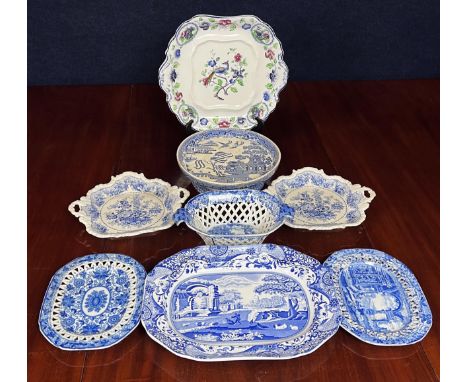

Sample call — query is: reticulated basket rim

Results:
[182,189,286,238]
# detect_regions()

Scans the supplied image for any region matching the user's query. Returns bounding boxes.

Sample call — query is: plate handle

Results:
[280,203,295,220]
[178,188,190,201]
[173,208,187,225]
[68,200,84,217]
[362,187,376,202]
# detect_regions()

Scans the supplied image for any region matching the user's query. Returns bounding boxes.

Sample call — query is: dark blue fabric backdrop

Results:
[27,0,439,85]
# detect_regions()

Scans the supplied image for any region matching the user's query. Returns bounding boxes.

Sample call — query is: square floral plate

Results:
[265,167,376,230]
[159,14,288,131]
[323,248,432,345]
[39,254,146,350]
[68,172,190,238]
[141,244,341,361]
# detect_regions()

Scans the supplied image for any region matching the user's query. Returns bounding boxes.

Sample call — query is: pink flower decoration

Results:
[219,19,232,26]
[218,120,230,128]
[175,92,183,101]
[234,53,242,62]
[265,49,275,60]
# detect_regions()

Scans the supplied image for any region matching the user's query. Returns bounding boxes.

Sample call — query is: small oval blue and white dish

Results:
[266,167,375,230]
[173,189,294,245]
[68,171,190,238]
[176,129,281,193]
[39,253,146,350]
[323,248,432,346]
[141,244,341,361]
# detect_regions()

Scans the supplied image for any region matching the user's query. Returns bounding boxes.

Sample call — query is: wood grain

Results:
[28,80,439,382]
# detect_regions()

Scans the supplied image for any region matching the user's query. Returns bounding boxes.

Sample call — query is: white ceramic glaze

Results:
[141,244,341,361]
[177,128,281,192]
[174,190,294,245]
[159,15,288,131]
[265,167,375,230]
[68,172,190,238]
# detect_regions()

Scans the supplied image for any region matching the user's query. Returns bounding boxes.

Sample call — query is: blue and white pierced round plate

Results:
[141,244,341,361]
[39,253,146,350]
[68,172,190,238]
[323,248,432,346]
[159,14,288,131]
[265,167,375,230]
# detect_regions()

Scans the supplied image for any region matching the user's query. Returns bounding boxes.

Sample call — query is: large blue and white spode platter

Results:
[39,254,146,350]
[177,129,280,192]
[159,15,288,131]
[141,244,341,361]
[323,249,432,345]
[266,167,375,230]
[68,172,190,238]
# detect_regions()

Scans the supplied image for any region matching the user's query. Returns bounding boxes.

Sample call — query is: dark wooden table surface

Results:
[28,80,439,382]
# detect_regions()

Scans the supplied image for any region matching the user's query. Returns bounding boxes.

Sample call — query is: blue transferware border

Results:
[177,129,280,191]
[39,253,147,350]
[159,14,288,131]
[141,244,341,361]
[265,167,375,230]
[323,248,432,346]
[68,171,190,238]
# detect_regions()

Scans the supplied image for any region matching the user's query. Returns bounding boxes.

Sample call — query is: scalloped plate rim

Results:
[158,14,288,131]
[68,171,190,238]
[265,167,376,230]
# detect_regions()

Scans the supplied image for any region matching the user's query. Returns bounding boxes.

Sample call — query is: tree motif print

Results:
[200,48,248,100]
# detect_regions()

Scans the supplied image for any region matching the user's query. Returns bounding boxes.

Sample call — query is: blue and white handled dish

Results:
[323,248,432,345]
[141,244,341,361]
[159,14,288,131]
[39,253,146,350]
[68,172,190,238]
[177,128,281,193]
[173,190,294,245]
[265,167,375,230]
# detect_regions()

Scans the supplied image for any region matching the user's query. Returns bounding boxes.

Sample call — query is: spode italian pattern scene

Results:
[159,15,288,130]
[141,244,341,361]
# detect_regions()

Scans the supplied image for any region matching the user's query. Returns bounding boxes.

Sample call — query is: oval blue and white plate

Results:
[323,248,432,345]
[39,254,146,350]
[141,244,341,361]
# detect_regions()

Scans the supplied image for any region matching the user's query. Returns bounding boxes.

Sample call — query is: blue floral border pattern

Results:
[159,14,288,131]
[68,171,190,238]
[141,244,341,361]
[38,253,147,350]
[177,129,280,190]
[323,248,432,345]
[265,167,376,230]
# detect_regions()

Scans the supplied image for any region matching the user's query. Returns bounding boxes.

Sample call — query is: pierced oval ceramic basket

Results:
[177,128,281,193]
[174,190,294,245]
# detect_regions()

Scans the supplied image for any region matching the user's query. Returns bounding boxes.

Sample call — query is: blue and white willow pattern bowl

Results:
[176,129,281,193]
[173,190,294,245]
[68,172,190,238]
